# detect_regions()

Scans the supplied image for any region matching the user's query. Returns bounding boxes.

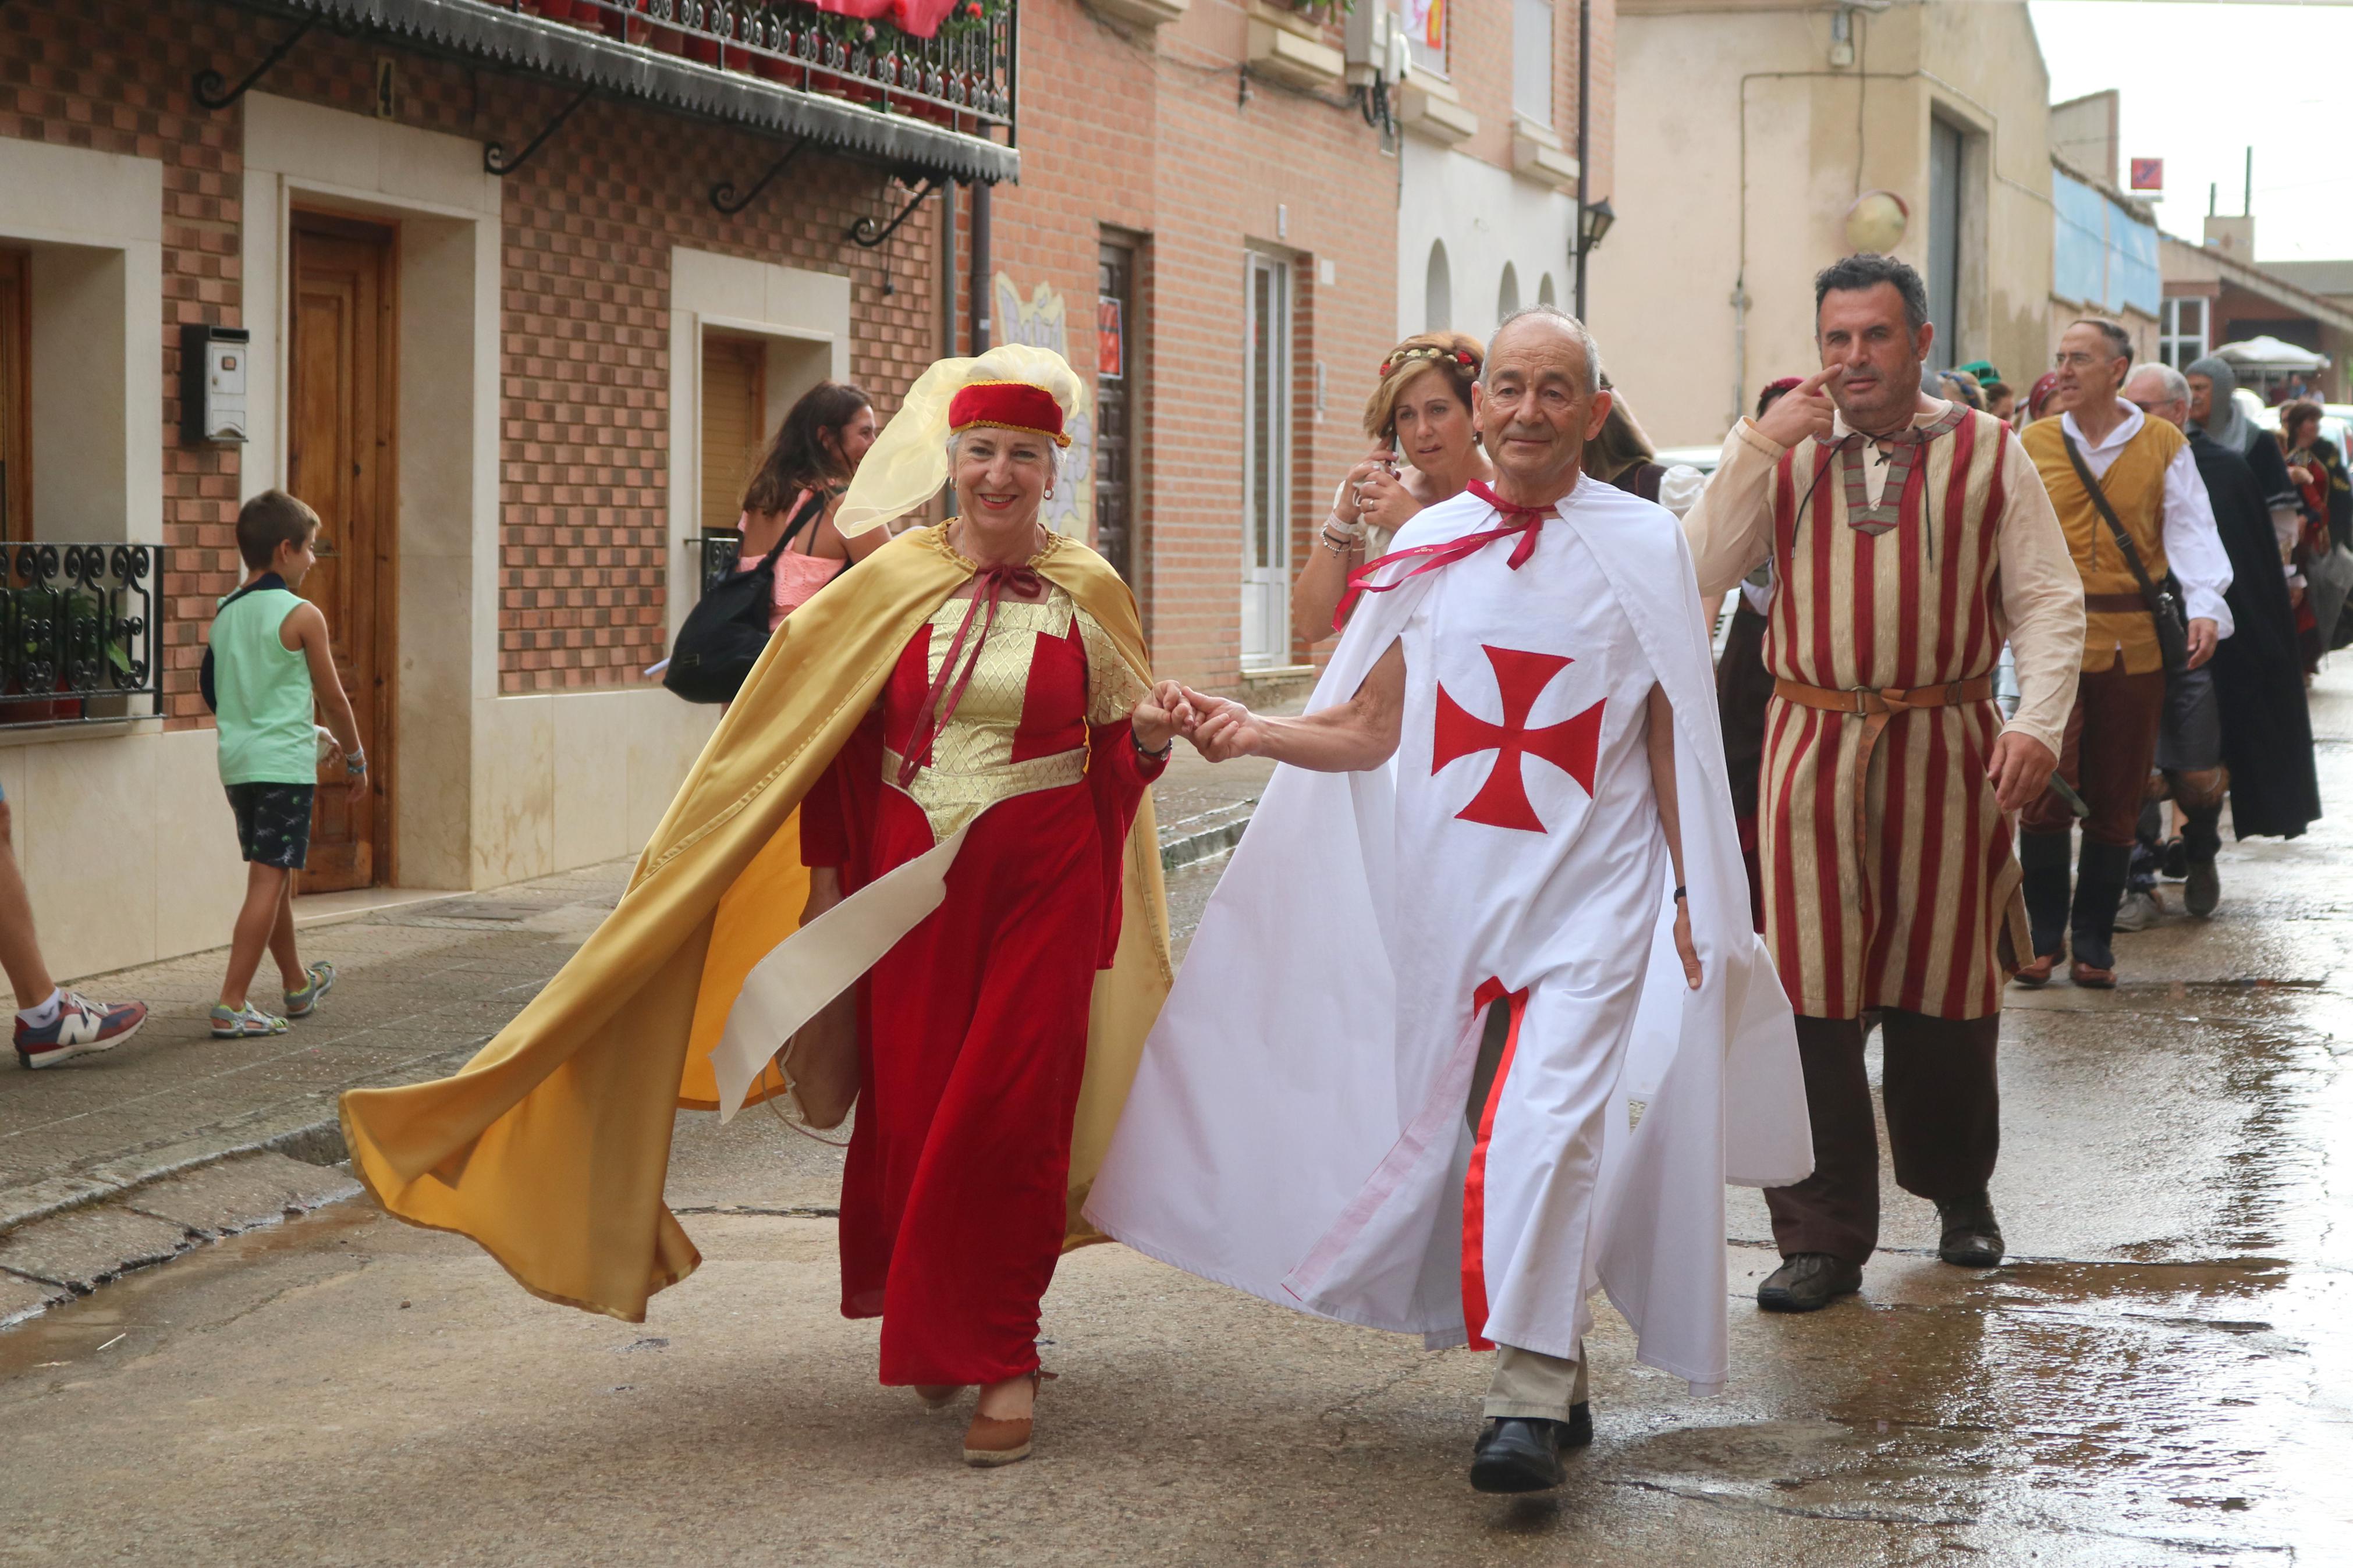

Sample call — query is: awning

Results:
[215,0,1019,184]
[2212,335,2331,374]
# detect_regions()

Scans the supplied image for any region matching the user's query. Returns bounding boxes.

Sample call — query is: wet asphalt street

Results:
[2,674,2349,1565]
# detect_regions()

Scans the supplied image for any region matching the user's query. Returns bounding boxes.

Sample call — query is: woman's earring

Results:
[1044,483,1056,499]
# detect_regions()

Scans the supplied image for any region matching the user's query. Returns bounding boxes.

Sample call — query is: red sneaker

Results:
[13,991,148,1070]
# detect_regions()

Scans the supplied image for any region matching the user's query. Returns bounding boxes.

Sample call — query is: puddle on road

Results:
[0,1203,380,1383]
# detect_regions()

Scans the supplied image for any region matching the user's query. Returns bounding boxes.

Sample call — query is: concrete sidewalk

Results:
[0,737,1280,1323]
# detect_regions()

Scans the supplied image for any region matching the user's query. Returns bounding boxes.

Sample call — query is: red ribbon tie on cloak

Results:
[896,563,1042,788]
[1332,480,1552,633]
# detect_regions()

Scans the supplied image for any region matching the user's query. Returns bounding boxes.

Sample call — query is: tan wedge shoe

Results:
[963,1370,1049,1467]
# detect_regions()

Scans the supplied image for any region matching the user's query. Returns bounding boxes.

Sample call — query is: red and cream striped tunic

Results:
[1686,404,2084,1023]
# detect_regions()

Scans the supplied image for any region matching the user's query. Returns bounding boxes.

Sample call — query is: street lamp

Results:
[1573,196,1614,321]
[1578,197,1616,255]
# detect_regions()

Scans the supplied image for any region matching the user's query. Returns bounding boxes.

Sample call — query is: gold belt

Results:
[1770,675,1996,887]
[882,745,1088,841]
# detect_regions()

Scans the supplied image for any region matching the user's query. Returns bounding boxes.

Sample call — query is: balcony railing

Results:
[501,0,1014,137]
[0,544,165,728]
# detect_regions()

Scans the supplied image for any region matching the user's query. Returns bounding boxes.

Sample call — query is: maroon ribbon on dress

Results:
[1331,479,1550,632]
[895,564,1042,788]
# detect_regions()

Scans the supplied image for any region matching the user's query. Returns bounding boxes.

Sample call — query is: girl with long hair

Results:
[734,380,885,630]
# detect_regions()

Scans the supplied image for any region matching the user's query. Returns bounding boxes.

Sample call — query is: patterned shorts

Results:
[225,782,315,870]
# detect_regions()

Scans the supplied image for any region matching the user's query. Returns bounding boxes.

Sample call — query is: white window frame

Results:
[2160,296,2209,370]
[1240,251,1294,670]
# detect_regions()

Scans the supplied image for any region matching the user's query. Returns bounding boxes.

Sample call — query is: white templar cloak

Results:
[1084,476,1812,1393]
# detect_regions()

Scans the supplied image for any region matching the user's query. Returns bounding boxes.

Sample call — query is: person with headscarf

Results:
[2187,355,2302,566]
[1938,370,1987,412]
[2124,364,2318,849]
[2024,371,2060,428]
[339,346,1186,1471]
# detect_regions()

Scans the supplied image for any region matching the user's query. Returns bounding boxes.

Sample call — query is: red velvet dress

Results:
[801,582,1162,1386]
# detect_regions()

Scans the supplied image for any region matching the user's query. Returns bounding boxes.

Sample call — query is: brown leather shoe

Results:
[914,1384,965,1412]
[963,1413,1034,1467]
[2068,959,2117,989]
[2012,951,2060,988]
[963,1371,1046,1467]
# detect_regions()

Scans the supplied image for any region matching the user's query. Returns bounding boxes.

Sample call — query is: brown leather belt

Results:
[2081,593,2149,613]
[1770,676,1997,898]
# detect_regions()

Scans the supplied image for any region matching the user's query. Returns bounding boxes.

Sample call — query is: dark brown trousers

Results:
[2019,662,2168,847]
[1763,1010,2001,1265]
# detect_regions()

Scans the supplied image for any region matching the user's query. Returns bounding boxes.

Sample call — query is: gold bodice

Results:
[884,576,1148,842]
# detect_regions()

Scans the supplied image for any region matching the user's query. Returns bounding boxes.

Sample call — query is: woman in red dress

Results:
[798,371,1185,1466]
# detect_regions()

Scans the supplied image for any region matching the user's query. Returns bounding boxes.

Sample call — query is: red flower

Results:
[1456,350,1476,366]
[964,2,983,16]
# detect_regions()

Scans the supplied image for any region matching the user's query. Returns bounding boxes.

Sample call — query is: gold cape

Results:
[338,525,1173,1322]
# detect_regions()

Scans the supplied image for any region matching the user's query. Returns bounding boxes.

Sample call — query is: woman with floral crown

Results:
[339,346,1186,1470]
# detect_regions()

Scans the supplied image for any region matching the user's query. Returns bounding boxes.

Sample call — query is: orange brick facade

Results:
[1,0,1599,708]
[967,0,1400,685]
[1,0,947,713]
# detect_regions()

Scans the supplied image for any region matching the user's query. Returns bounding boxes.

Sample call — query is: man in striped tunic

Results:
[1683,254,2084,1313]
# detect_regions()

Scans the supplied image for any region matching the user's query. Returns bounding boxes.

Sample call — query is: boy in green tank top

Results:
[206,490,367,1038]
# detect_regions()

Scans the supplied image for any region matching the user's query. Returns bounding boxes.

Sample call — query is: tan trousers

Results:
[1482,1342,1589,1421]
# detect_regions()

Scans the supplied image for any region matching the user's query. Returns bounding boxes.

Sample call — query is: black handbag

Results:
[2063,432,2192,674]
[662,491,829,705]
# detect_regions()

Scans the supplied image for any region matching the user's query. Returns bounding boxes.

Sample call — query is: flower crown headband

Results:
[1378,345,1479,378]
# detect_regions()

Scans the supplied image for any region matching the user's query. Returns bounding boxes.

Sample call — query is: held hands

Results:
[1130,680,1196,754]
[1751,365,1838,450]
[1986,729,2059,815]
[2185,617,2219,670]
[1147,685,1266,763]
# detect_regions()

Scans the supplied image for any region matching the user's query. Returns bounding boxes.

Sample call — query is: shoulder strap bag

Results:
[661,489,829,706]
[2063,432,2191,674]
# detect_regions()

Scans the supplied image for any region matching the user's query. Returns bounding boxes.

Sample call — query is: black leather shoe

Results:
[1563,1399,1593,1450]
[1755,1252,1862,1312]
[1936,1196,2005,1267]
[1470,1417,1568,1492]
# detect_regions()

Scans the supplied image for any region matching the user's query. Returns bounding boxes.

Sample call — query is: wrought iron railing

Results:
[0,543,165,727]
[504,1,1016,136]
[691,531,744,596]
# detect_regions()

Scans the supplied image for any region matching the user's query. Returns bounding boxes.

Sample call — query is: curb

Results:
[1158,797,1259,873]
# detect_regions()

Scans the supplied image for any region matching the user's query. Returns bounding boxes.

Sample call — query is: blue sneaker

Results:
[15,991,148,1070]
[283,961,336,1019]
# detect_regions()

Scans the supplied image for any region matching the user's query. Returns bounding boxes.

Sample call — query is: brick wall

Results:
[0,0,941,716]
[987,0,1399,688]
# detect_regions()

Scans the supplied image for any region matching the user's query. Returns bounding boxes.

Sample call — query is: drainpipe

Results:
[940,182,958,356]
[970,180,993,353]
[1573,0,1591,322]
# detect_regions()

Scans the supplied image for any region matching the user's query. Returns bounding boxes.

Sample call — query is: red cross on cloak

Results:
[1432,645,1604,833]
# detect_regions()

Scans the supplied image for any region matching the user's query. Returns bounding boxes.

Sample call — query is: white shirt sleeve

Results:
[1655,463,1708,521]
[2161,444,2235,639]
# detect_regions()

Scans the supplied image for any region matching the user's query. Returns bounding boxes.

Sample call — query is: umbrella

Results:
[2211,335,2331,374]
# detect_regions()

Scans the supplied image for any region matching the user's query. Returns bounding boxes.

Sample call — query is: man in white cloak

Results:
[1083,307,1813,1492]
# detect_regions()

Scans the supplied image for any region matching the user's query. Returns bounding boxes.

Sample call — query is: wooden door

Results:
[701,332,766,535]
[286,216,396,893]
[0,248,29,541]
[1095,239,1136,582]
